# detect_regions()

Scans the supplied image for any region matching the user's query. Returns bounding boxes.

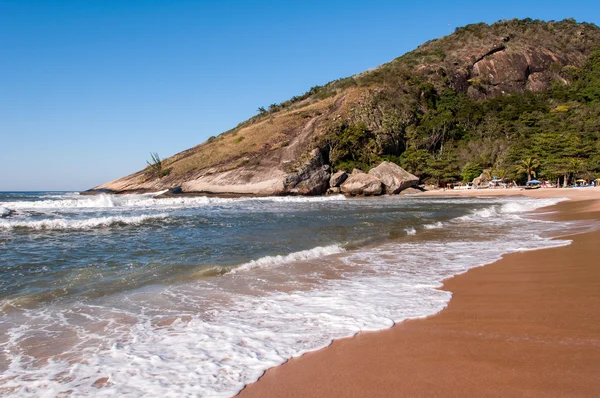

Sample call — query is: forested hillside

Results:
[317,47,600,185]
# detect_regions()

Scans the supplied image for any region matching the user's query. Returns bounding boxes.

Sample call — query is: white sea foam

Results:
[404,227,417,235]
[231,244,345,273]
[424,221,444,229]
[0,213,169,230]
[253,195,347,203]
[0,206,12,217]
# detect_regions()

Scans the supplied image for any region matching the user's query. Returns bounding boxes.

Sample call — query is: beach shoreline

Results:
[239,188,600,397]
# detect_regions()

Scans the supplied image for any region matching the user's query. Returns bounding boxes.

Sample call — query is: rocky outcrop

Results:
[283,149,331,195]
[472,171,492,187]
[340,173,383,196]
[467,44,578,98]
[329,171,348,188]
[368,161,419,194]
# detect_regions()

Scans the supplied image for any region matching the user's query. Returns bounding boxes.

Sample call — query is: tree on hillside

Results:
[516,157,540,182]
[461,162,482,182]
[566,158,587,185]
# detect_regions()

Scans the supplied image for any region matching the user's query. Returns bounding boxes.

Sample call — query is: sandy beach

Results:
[239,187,600,398]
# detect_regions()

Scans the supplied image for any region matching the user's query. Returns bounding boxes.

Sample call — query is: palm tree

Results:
[516,157,540,182]
[566,158,586,186]
[147,152,163,176]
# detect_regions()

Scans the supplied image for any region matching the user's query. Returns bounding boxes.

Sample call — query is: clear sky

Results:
[1,0,599,191]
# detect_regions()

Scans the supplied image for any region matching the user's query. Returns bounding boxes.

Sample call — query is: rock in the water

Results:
[326,187,341,194]
[284,149,331,195]
[329,171,348,188]
[368,161,419,194]
[341,173,383,196]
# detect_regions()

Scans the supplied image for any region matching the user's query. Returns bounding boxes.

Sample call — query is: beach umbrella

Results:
[527,179,542,185]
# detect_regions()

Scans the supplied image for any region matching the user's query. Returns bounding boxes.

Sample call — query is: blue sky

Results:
[1,0,599,191]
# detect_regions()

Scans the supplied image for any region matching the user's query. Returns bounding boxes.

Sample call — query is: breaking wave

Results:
[424,221,444,229]
[1,193,347,210]
[0,214,169,230]
[231,244,346,273]
[0,207,13,218]
[457,198,567,221]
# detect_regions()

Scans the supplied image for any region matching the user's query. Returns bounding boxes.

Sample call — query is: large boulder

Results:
[341,173,383,196]
[284,149,331,195]
[329,171,348,187]
[291,166,330,195]
[368,161,419,194]
[472,171,491,187]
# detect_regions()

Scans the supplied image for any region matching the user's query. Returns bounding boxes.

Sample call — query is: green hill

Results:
[93,18,600,194]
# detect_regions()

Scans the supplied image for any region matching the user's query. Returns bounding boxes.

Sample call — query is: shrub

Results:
[146,152,171,179]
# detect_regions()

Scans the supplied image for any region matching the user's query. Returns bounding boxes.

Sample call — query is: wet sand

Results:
[239,189,600,397]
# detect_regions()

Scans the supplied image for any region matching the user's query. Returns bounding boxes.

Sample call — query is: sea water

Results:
[0,191,585,396]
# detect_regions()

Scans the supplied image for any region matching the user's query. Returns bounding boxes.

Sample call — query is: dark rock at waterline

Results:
[80,188,116,196]
[284,149,331,195]
[329,171,348,188]
[368,161,419,194]
[292,166,330,195]
[341,173,383,196]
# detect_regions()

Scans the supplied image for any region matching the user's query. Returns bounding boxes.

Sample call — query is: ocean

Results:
[0,191,581,396]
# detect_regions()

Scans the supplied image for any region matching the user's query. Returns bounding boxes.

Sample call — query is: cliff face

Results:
[462,41,580,97]
[92,19,600,195]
